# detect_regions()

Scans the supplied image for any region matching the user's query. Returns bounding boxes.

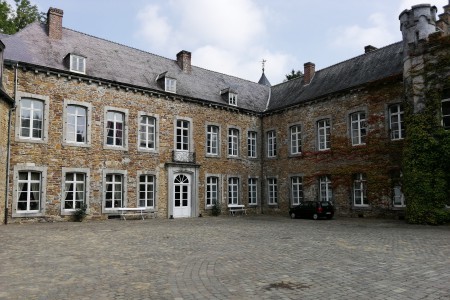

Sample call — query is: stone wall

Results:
[4,67,262,222]
[261,79,405,218]
[0,99,10,224]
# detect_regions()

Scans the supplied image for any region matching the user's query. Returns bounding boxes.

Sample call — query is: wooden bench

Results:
[228,204,247,216]
[116,208,156,220]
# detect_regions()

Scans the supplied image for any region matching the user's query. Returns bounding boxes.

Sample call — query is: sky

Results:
[14,0,449,85]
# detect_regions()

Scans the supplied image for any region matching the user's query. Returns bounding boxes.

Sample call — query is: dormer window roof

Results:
[156,72,177,93]
[220,87,238,106]
[69,54,86,74]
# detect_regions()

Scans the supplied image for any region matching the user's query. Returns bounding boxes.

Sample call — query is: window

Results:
[247,131,257,158]
[228,177,239,205]
[165,78,176,93]
[176,120,190,151]
[248,178,258,205]
[353,173,368,206]
[105,174,124,209]
[290,125,302,155]
[139,115,156,150]
[350,112,367,145]
[106,111,124,147]
[319,175,332,202]
[206,125,219,155]
[20,99,43,139]
[70,54,86,74]
[268,178,278,205]
[228,128,239,157]
[66,105,87,143]
[291,176,303,206]
[64,173,86,210]
[442,98,450,130]
[17,171,41,212]
[317,119,331,150]
[138,175,155,208]
[393,185,405,207]
[389,104,404,140]
[267,130,277,158]
[229,93,237,106]
[206,176,219,207]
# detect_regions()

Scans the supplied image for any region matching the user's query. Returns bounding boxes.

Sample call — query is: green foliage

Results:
[211,201,221,216]
[284,69,303,82]
[0,0,44,34]
[72,204,88,222]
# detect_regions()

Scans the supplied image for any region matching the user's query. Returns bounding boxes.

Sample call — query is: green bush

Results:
[211,201,221,216]
[72,204,88,222]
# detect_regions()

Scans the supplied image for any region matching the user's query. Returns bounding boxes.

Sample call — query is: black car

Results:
[289,201,334,220]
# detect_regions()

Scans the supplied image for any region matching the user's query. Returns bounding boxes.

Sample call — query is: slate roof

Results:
[0,22,405,114]
[0,23,271,112]
[268,42,404,111]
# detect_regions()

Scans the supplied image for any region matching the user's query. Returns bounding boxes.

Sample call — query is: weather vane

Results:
[261,59,267,73]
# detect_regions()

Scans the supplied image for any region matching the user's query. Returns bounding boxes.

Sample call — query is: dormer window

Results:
[70,54,86,74]
[165,77,176,93]
[229,93,237,106]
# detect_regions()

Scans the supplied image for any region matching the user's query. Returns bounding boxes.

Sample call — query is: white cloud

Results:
[331,13,397,51]
[133,0,292,83]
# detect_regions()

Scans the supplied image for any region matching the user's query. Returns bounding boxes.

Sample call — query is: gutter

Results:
[3,63,17,224]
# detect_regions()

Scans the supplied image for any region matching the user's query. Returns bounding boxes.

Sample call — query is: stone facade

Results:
[0,99,11,224]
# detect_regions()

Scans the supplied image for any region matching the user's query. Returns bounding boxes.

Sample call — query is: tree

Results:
[284,69,303,82]
[0,0,44,35]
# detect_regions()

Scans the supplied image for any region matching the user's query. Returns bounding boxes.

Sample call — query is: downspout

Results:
[4,63,18,224]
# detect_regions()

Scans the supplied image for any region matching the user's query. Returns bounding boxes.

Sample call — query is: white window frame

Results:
[138,174,156,209]
[228,128,239,157]
[63,100,92,147]
[248,177,258,205]
[442,98,450,130]
[317,119,331,151]
[267,130,277,158]
[104,107,128,150]
[389,104,404,140]
[206,176,219,207]
[165,77,176,93]
[139,114,157,151]
[393,184,405,208]
[206,125,220,156]
[15,93,50,144]
[12,165,47,218]
[350,112,367,146]
[290,125,302,155]
[229,93,237,106]
[353,173,368,207]
[291,176,303,206]
[61,167,90,216]
[176,119,190,151]
[66,105,87,144]
[267,178,278,205]
[319,175,332,202]
[247,131,257,158]
[103,170,127,211]
[63,173,86,210]
[228,177,239,205]
[70,54,86,74]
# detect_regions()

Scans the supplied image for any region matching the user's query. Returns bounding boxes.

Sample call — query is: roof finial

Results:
[261,59,267,73]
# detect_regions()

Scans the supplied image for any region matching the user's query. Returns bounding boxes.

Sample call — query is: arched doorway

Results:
[173,174,191,218]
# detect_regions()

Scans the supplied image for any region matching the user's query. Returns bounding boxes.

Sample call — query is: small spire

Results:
[258,59,271,87]
[261,59,267,73]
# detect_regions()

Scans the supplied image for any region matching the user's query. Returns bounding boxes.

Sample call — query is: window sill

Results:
[138,148,159,154]
[63,142,91,148]
[103,145,128,151]
[16,137,47,144]
[12,211,45,218]
[205,154,220,158]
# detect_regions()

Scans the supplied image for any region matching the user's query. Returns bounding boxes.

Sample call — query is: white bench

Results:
[116,208,155,220]
[228,204,247,216]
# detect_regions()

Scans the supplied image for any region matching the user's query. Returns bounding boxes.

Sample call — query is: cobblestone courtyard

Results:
[1,216,449,299]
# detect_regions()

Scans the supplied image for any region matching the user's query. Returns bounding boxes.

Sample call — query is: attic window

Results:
[229,93,237,106]
[165,77,176,93]
[70,54,86,74]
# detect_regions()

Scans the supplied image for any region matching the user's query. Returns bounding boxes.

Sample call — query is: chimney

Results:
[176,50,191,73]
[303,62,315,85]
[47,7,64,40]
[364,45,378,53]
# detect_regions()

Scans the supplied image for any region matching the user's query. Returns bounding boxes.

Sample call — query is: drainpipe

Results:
[4,63,18,224]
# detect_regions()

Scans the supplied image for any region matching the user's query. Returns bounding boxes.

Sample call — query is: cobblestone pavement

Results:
[0,216,449,300]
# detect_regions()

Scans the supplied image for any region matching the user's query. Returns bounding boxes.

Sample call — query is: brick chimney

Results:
[303,62,315,85]
[364,45,378,53]
[47,7,63,40]
[176,50,191,73]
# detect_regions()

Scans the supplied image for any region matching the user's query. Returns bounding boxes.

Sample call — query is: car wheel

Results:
[290,212,296,219]
[313,213,319,220]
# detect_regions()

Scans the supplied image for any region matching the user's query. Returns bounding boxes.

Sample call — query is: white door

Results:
[173,174,191,218]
